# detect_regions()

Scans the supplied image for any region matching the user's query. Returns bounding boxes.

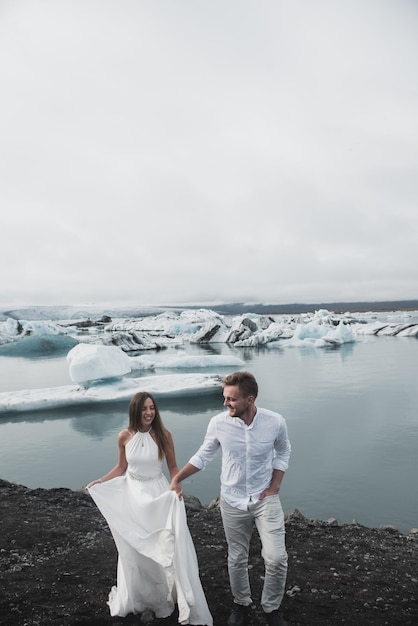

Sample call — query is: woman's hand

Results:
[86,479,102,489]
[170,476,183,500]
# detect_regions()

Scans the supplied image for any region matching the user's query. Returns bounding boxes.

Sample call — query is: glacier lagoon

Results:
[0,307,417,533]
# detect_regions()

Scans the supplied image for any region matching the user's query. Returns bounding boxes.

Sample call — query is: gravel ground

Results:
[0,479,417,626]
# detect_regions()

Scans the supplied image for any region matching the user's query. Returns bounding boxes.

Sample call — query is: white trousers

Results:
[220,495,288,613]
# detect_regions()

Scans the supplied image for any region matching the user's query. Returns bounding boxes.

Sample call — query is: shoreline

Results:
[4,476,418,536]
[1,479,417,625]
[201,494,418,538]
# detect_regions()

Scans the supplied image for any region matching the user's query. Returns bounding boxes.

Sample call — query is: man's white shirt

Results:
[188,407,291,511]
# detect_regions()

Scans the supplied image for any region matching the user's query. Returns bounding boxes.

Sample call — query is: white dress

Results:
[88,431,213,625]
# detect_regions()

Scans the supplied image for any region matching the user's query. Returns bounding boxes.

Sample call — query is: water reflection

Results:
[70,395,222,438]
[0,394,224,438]
[70,406,128,438]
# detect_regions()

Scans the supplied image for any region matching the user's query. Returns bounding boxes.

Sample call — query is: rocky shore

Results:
[0,479,417,625]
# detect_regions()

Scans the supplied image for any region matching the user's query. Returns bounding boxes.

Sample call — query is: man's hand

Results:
[259,486,280,500]
[259,469,284,499]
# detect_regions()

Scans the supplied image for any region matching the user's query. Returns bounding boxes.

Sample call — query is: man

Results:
[170,371,291,626]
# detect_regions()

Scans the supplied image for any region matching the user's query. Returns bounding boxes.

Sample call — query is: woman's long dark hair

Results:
[128,392,170,461]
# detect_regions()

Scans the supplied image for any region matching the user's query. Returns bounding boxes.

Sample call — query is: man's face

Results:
[223,384,253,419]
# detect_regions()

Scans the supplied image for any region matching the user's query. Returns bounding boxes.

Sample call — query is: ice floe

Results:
[67,344,132,384]
[0,373,222,414]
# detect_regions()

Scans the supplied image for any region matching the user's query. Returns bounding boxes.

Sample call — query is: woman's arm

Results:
[164,431,180,480]
[86,429,131,488]
[170,463,201,499]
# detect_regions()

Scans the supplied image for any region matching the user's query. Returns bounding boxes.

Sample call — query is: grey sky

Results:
[1,0,418,307]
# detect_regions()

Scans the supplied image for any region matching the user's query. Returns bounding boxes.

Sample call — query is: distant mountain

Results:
[0,305,170,322]
[209,300,418,315]
[1,300,418,321]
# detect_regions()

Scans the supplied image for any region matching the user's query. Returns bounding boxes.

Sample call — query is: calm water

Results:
[0,334,417,533]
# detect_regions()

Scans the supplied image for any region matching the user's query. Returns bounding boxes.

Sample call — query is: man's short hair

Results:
[222,371,258,398]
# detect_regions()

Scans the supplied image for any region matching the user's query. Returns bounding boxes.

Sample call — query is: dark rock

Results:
[0,479,417,625]
[183,494,204,511]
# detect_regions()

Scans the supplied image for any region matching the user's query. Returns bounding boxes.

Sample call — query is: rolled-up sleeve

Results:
[188,417,221,470]
[272,418,291,472]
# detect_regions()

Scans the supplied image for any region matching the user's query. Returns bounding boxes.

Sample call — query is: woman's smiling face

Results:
[140,396,156,431]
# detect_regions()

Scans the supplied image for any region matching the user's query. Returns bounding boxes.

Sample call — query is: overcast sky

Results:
[1,0,417,307]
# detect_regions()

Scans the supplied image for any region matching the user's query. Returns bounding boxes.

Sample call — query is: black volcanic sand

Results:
[0,479,417,626]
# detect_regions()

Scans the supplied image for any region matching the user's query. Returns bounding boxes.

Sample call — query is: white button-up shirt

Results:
[188,407,291,510]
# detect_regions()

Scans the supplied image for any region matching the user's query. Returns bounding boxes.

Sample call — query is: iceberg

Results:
[0,318,73,352]
[67,344,132,384]
[278,319,356,348]
[353,321,418,337]
[66,343,244,383]
[0,373,222,414]
[1,306,418,368]
[0,331,244,413]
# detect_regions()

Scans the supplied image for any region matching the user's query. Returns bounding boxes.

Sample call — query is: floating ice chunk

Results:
[234,322,284,347]
[190,321,229,343]
[396,324,418,336]
[294,321,329,341]
[322,321,355,344]
[99,330,172,351]
[0,317,68,346]
[0,319,24,346]
[226,314,273,344]
[387,311,412,319]
[352,321,390,335]
[313,309,334,319]
[67,344,131,385]
[129,353,244,371]
[3,318,22,337]
[21,320,66,335]
[282,320,355,348]
[0,373,222,413]
[352,322,418,336]
[105,308,225,336]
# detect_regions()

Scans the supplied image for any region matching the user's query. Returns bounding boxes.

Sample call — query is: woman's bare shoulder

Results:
[118,428,135,444]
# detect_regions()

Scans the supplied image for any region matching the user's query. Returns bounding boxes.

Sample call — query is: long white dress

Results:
[88,431,213,625]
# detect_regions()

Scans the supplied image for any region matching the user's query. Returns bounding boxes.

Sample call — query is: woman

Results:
[86,392,213,625]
